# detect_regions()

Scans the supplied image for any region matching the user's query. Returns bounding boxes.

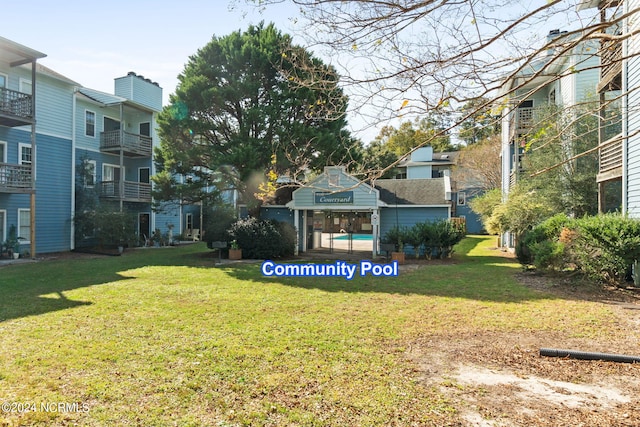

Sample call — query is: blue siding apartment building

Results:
[0,35,473,258]
[0,36,164,256]
[499,29,599,248]
[580,0,640,217]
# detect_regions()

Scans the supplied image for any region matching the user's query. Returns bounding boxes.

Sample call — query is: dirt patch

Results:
[516,270,640,304]
[407,271,640,426]
[409,331,640,426]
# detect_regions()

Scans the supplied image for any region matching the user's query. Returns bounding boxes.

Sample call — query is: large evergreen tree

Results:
[154,22,355,204]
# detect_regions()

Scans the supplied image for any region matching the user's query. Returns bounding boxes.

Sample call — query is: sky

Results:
[3,1,594,144]
[3,1,306,123]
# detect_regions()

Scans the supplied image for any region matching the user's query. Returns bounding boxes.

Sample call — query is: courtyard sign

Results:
[314,191,354,204]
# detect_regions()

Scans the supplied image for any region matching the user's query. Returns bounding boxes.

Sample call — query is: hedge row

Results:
[517,213,640,285]
[383,220,466,259]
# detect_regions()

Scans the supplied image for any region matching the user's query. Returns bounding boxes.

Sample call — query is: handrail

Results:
[0,88,33,118]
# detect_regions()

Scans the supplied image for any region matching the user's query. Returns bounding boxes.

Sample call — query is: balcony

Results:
[0,87,33,127]
[100,181,151,202]
[509,107,537,143]
[598,39,622,93]
[100,130,152,157]
[597,133,623,183]
[0,163,32,193]
[509,171,517,189]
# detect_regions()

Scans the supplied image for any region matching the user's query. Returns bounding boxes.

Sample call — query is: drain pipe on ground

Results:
[540,348,640,364]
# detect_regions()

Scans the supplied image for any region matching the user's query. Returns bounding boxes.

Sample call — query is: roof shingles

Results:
[375,178,448,205]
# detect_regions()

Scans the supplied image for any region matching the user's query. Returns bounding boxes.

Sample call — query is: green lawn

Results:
[0,237,619,426]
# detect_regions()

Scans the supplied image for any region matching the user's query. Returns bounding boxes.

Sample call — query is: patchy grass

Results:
[0,237,626,426]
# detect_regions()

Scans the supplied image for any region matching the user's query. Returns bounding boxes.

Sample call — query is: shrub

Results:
[518,213,640,286]
[382,226,410,251]
[403,226,423,258]
[517,213,572,268]
[570,214,640,285]
[417,220,466,259]
[74,211,137,249]
[486,185,554,238]
[529,240,566,270]
[274,221,297,257]
[227,218,295,259]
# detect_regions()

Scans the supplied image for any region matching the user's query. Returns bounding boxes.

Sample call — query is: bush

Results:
[417,220,466,259]
[529,240,566,270]
[382,226,410,251]
[403,226,423,258]
[275,220,297,257]
[227,218,295,259]
[518,213,640,286]
[517,213,572,268]
[468,188,502,234]
[486,185,554,238]
[569,214,640,285]
[74,210,136,249]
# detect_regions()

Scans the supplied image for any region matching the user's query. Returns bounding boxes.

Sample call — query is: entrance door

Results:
[139,167,150,183]
[102,164,122,196]
[139,213,150,243]
[312,210,374,254]
[139,122,151,137]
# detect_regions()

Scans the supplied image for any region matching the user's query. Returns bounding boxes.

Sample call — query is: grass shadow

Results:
[0,237,596,323]
[0,244,211,323]
[220,235,561,303]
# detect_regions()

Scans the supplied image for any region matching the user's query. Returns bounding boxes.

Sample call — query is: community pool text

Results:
[261,260,399,280]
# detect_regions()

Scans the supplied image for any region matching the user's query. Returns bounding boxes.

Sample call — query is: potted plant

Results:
[229,240,242,260]
[5,225,20,259]
[391,240,405,265]
[384,226,406,264]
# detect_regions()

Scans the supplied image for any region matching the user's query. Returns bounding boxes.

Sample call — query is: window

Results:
[85,110,96,137]
[0,74,6,88]
[395,172,407,179]
[186,213,193,231]
[0,141,6,163]
[18,209,30,242]
[85,160,96,187]
[328,173,340,187]
[19,143,32,166]
[549,89,556,105]
[457,192,466,206]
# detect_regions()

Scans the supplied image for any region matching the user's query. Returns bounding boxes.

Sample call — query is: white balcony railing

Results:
[100,181,151,202]
[0,163,32,193]
[100,130,152,157]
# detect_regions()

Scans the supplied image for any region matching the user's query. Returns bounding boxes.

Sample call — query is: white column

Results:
[293,209,300,255]
[301,209,308,253]
[371,209,379,258]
